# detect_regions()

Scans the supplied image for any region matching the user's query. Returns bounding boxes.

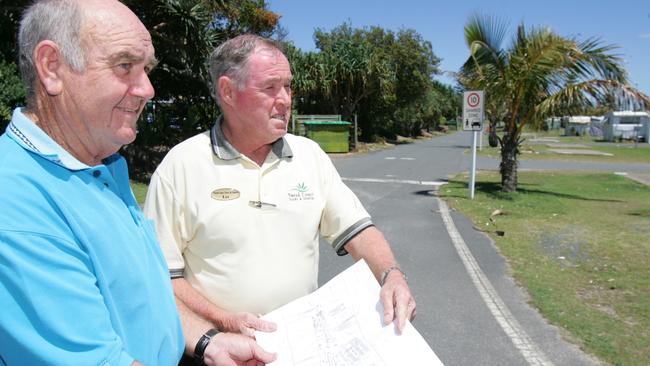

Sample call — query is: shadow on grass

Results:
[443,179,624,203]
[628,208,650,218]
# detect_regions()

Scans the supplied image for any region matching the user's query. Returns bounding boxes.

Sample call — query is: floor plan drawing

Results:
[255,260,444,366]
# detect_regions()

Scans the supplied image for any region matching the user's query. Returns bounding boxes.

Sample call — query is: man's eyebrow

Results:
[108,51,145,64]
[264,76,293,84]
[108,51,159,70]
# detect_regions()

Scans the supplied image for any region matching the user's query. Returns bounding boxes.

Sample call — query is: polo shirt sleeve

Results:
[143,170,187,278]
[317,149,373,256]
[0,230,134,366]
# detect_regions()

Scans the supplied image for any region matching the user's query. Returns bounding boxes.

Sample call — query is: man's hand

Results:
[224,312,277,337]
[380,270,416,334]
[202,332,277,366]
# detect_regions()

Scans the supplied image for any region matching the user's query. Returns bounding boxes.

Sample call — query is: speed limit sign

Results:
[463,91,484,131]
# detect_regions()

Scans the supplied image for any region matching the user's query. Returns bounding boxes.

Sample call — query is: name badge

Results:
[211,188,240,201]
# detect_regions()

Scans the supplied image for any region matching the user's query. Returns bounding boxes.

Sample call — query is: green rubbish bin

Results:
[303,121,351,153]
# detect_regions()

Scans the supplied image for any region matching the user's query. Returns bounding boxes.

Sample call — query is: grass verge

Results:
[478,131,650,164]
[131,180,148,205]
[479,143,650,164]
[440,171,650,366]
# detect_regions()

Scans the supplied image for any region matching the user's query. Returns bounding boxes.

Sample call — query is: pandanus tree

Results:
[458,15,650,192]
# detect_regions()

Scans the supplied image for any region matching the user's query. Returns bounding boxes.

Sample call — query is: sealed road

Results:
[317,132,616,365]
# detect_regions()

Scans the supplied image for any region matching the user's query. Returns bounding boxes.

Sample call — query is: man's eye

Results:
[117,63,132,72]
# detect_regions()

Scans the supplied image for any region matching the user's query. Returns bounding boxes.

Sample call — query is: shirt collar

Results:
[209,115,293,160]
[6,107,90,170]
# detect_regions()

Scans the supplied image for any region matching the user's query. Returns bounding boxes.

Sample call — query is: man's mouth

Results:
[271,114,287,123]
[117,107,140,113]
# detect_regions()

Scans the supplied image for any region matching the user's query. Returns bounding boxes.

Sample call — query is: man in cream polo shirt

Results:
[144,35,416,343]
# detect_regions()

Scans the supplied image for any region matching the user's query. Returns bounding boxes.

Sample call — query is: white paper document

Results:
[255,260,444,365]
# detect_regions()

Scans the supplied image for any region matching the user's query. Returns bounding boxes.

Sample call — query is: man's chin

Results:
[116,129,138,146]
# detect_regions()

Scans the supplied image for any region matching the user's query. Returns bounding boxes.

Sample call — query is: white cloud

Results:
[640,33,650,39]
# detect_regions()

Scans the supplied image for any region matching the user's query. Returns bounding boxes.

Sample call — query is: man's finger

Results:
[251,342,277,363]
[381,289,395,325]
[395,301,407,334]
[249,318,277,332]
[408,298,417,321]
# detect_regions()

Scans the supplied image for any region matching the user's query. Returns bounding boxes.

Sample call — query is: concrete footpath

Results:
[625,172,650,186]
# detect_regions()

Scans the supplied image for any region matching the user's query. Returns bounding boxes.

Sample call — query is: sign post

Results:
[462,91,484,199]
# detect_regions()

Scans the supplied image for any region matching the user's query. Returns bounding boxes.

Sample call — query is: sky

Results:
[267,0,650,96]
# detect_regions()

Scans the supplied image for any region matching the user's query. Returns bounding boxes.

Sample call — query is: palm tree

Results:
[458,14,649,192]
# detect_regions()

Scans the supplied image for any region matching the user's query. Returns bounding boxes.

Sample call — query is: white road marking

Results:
[400,157,416,160]
[343,175,553,363]
[342,177,446,186]
[437,197,554,366]
[385,157,397,160]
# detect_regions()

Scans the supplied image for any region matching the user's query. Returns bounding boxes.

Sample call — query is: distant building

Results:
[602,111,649,142]
[544,117,562,130]
[562,116,592,136]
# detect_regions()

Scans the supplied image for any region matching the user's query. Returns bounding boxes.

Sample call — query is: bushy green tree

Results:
[0,61,25,131]
[290,23,451,141]
[0,1,29,131]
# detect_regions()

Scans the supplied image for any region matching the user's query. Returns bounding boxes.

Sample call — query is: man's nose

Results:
[276,86,291,107]
[131,72,155,101]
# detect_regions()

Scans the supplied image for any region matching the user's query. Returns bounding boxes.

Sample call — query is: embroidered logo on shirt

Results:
[211,188,240,201]
[288,182,315,201]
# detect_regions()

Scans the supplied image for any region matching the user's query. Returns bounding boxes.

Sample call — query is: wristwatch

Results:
[193,328,219,364]
[380,266,407,286]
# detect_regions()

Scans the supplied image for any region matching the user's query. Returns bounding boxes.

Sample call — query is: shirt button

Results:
[92,170,101,178]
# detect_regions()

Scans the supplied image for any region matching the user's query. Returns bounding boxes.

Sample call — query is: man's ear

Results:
[33,40,65,96]
[218,76,236,107]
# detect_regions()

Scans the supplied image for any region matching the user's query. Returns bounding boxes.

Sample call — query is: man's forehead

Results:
[81,0,153,51]
[249,48,289,69]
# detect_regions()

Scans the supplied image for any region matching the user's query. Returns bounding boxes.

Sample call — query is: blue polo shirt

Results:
[0,108,184,365]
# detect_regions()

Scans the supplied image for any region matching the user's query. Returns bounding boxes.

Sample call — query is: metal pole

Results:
[470,131,478,199]
[354,113,358,149]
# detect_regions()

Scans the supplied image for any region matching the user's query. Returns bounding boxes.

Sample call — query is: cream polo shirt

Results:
[143,118,372,314]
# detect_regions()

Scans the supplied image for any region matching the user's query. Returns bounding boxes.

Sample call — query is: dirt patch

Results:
[546,143,589,148]
[548,149,613,156]
[538,226,590,266]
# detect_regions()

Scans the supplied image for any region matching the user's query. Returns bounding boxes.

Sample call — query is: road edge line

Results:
[436,197,553,366]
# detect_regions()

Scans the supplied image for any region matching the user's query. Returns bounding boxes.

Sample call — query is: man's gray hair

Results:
[208,34,284,106]
[18,0,86,105]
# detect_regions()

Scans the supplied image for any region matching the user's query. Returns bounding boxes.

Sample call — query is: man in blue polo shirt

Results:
[0,1,276,365]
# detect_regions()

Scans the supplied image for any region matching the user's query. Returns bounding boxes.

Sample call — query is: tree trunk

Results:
[499,133,518,192]
[488,126,499,147]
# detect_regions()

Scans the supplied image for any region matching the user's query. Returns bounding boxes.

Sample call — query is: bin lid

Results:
[303,121,351,125]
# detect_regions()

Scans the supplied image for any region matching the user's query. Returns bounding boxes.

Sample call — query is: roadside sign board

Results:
[463,91,484,131]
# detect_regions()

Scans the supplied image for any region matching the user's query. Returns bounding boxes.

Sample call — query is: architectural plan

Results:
[255,260,444,365]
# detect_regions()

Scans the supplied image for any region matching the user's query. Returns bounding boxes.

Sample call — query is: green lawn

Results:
[131,180,148,205]
[477,130,650,164]
[440,171,650,366]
